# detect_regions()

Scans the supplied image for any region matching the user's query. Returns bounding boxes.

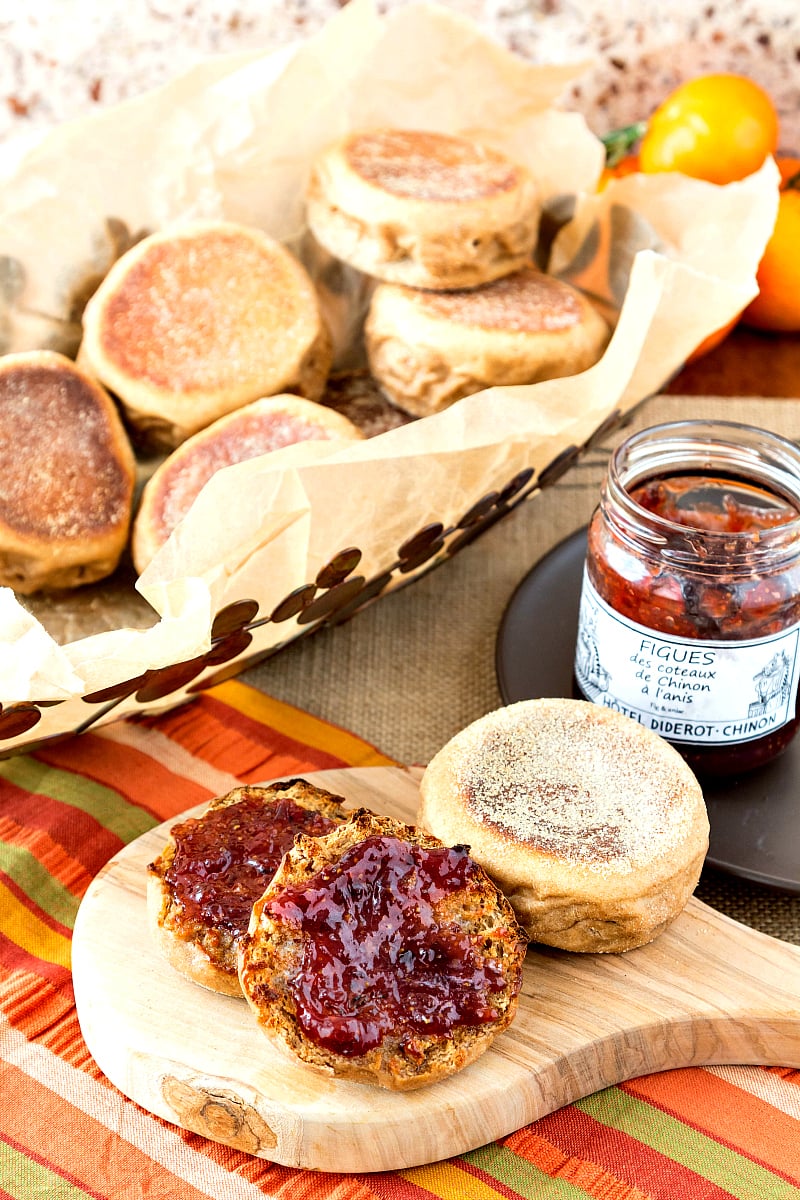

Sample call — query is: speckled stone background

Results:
[1,0,799,149]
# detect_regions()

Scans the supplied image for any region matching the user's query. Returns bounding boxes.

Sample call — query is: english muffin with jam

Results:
[238,809,528,1089]
[147,779,348,997]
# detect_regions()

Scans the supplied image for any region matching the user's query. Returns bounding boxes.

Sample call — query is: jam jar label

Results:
[575,569,800,745]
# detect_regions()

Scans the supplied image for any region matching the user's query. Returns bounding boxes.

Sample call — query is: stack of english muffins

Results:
[0,127,609,594]
[308,128,609,417]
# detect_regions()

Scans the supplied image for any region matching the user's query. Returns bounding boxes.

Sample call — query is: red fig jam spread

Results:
[165,796,336,935]
[263,834,514,1058]
[575,422,800,776]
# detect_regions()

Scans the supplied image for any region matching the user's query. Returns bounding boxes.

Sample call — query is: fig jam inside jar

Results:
[574,420,800,777]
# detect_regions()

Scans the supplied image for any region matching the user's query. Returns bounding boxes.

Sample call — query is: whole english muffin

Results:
[0,350,136,594]
[418,699,709,953]
[132,393,364,572]
[237,808,528,1090]
[306,128,540,290]
[365,266,610,416]
[79,221,333,450]
[147,779,347,997]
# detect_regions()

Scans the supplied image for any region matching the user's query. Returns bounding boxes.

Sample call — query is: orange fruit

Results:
[598,153,640,191]
[639,73,779,185]
[742,157,800,332]
[685,315,741,363]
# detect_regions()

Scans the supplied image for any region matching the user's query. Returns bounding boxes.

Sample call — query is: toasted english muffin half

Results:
[147,779,348,997]
[238,809,528,1089]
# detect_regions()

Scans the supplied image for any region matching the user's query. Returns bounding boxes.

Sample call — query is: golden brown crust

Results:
[80,221,333,450]
[418,699,709,954]
[237,809,528,1090]
[147,780,348,997]
[306,129,540,290]
[0,350,136,594]
[132,394,364,572]
[365,267,609,417]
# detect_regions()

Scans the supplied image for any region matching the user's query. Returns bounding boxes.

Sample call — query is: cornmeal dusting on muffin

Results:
[98,230,311,392]
[346,130,519,202]
[456,704,697,875]
[152,411,340,536]
[417,268,582,333]
[0,364,131,538]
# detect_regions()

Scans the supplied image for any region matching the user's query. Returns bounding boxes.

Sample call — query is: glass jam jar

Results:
[574,419,800,777]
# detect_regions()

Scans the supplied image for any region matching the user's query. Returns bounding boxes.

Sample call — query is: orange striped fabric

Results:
[1,680,799,1200]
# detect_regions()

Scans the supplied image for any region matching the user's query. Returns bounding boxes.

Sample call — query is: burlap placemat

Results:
[246,394,800,943]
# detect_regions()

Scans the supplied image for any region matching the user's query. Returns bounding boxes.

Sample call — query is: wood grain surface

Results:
[72,766,800,1173]
[665,327,800,397]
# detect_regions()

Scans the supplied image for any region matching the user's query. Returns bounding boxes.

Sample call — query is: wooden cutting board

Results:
[72,765,800,1174]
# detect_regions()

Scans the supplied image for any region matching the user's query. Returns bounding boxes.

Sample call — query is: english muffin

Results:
[80,221,332,450]
[418,699,709,953]
[0,350,136,594]
[238,809,528,1089]
[365,266,609,416]
[306,128,540,290]
[132,393,364,572]
[147,779,347,997]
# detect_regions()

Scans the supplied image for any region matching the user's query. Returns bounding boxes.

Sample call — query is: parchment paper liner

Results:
[0,0,779,751]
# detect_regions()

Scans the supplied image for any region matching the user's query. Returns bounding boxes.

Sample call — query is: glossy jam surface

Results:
[633,474,798,534]
[586,472,800,775]
[166,796,336,935]
[264,834,514,1058]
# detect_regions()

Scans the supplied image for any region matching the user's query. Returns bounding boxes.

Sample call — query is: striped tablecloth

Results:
[2,679,799,1199]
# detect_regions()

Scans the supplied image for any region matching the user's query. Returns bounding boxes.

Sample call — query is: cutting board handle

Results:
[513,895,800,1093]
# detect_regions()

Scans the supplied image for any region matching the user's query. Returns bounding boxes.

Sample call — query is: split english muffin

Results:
[365,266,610,416]
[132,393,364,572]
[306,128,540,290]
[237,809,528,1090]
[147,779,348,997]
[79,220,333,450]
[0,350,136,594]
[418,698,709,953]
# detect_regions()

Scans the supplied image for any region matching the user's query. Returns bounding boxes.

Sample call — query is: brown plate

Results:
[495,528,800,894]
